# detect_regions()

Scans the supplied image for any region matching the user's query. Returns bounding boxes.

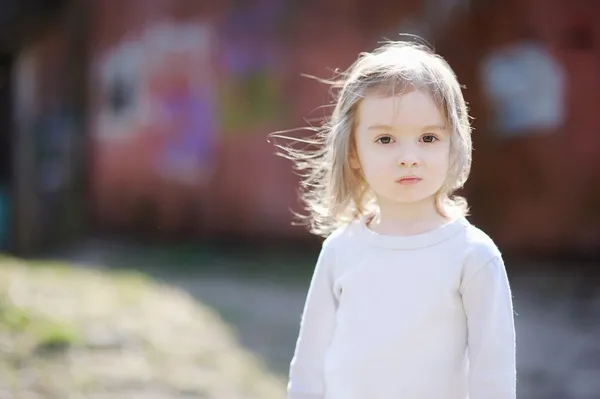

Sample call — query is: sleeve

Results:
[287,240,338,399]
[460,256,517,399]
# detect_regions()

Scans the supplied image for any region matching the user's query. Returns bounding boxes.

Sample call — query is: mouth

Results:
[395,176,422,185]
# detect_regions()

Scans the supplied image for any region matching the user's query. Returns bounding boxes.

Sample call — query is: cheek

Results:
[426,147,451,173]
[354,140,370,169]
[357,149,390,175]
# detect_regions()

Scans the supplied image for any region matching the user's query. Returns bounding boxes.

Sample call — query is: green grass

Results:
[0,302,80,351]
[0,256,285,398]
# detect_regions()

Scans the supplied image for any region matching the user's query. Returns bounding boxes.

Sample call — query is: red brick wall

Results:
[87,0,377,239]
[457,0,600,253]
[87,0,600,251]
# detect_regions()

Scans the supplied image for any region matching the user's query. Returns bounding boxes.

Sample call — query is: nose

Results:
[397,150,419,167]
[398,159,418,167]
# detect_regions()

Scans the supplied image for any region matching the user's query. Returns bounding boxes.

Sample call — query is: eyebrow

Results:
[366,124,448,132]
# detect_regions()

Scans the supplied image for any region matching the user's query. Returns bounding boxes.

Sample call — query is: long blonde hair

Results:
[272,40,473,237]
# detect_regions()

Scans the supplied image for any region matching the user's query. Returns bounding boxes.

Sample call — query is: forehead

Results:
[356,90,446,130]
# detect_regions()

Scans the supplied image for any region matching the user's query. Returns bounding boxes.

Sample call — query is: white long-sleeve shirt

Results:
[288,216,516,399]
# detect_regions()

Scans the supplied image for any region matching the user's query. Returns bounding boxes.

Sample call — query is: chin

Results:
[379,193,431,205]
[398,196,434,204]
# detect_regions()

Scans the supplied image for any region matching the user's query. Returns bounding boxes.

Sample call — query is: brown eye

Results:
[422,134,438,143]
[376,136,393,144]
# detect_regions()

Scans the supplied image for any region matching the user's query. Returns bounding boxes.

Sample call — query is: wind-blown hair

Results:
[272,40,473,237]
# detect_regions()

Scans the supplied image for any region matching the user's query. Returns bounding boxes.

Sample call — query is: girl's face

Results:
[353,90,451,209]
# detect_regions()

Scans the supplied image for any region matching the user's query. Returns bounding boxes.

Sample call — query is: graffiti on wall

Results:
[94,21,216,185]
[218,0,289,132]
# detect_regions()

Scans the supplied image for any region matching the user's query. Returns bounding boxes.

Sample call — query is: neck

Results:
[369,195,448,236]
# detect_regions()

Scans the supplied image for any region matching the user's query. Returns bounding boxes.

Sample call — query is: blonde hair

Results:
[272,40,473,237]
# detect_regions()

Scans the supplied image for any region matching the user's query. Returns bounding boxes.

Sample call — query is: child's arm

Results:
[460,255,516,399]
[288,240,338,399]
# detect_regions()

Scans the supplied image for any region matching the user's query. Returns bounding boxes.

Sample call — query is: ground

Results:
[166,267,600,399]
[0,256,285,399]
[3,240,600,398]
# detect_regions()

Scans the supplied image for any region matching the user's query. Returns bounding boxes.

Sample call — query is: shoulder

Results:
[318,219,365,273]
[322,218,364,250]
[458,221,511,292]
[460,220,503,267]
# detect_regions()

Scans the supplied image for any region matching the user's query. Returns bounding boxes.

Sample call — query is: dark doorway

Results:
[0,53,12,251]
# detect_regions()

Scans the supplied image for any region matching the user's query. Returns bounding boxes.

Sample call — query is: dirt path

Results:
[162,272,307,375]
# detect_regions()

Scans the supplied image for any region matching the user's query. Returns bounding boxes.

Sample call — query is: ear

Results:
[348,136,361,169]
[349,151,361,170]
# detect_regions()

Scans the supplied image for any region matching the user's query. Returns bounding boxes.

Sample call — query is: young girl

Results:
[276,41,516,398]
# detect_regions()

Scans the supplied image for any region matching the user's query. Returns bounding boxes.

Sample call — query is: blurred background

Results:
[0,0,599,398]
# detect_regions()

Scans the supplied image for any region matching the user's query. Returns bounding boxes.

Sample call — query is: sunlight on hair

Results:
[270,39,473,237]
